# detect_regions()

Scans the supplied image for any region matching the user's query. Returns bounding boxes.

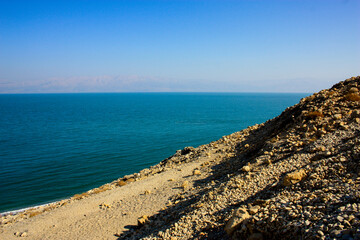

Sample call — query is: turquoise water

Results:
[0,93,308,213]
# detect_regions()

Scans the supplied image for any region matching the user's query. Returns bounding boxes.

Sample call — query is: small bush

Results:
[43,205,55,212]
[29,211,42,218]
[116,180,127,186]
[92,184,111,194]
[72,192,89,200]
[99,184,111,190]
[92,188,104,194]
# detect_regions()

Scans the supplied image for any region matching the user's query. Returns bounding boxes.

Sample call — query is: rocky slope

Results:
[120,76,360,240]
[1,76,359,240]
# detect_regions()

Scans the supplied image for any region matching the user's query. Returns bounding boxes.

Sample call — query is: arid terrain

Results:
[1,76,359,240]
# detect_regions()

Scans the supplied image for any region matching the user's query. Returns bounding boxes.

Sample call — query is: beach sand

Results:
[0,142,224,239]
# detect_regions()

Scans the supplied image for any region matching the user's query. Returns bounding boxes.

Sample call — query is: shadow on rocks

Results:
[115,96,337,239]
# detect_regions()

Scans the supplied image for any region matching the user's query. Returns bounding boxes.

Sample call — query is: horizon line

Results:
[0,91,312,95]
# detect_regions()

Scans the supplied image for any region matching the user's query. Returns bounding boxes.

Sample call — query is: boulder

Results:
[249,205,261,215]
[225,208,251,235]
[181,147,195,155]
[282,169,307,186]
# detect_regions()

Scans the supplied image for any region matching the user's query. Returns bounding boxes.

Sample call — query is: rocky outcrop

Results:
[118,76,360,240]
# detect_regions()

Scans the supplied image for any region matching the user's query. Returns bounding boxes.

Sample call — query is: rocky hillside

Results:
[120,76,360,240]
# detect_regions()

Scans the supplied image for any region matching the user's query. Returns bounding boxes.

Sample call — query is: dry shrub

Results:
[29,211,42,218]
[99,184,111,190]
[72,192,89,200]
[307,111,324,118]
[92,184,111,194]
[92,188,104,194]
[345,93,360,101]
[116,180,127,186]
[42,206,53,212]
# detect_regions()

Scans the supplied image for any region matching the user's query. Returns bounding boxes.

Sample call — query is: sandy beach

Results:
[0,133,233,239]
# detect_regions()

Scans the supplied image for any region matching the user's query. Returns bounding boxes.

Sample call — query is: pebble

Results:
[181,181,189,190]
[249,205,260,215]
[241,165,251,172]
[337,216,344,222]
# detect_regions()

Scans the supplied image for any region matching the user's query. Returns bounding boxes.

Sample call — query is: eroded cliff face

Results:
[120,76,360,240]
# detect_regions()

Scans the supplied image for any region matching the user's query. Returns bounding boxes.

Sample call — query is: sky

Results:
[0,0,359,93]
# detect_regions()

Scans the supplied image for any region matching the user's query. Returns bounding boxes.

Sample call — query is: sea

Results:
[0,92,308,213]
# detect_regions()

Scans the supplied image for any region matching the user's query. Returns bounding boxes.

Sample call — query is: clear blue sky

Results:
[0,0,359,93]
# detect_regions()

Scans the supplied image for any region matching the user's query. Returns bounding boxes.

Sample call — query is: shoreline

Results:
[0,138,224,222]
[1,76,359,240]
[0,92,308,216]
[0,143,213,216]
[0,134,234,238]
[1,202,60,217]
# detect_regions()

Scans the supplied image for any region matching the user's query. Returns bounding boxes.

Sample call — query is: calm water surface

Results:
[0,93,308,212]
